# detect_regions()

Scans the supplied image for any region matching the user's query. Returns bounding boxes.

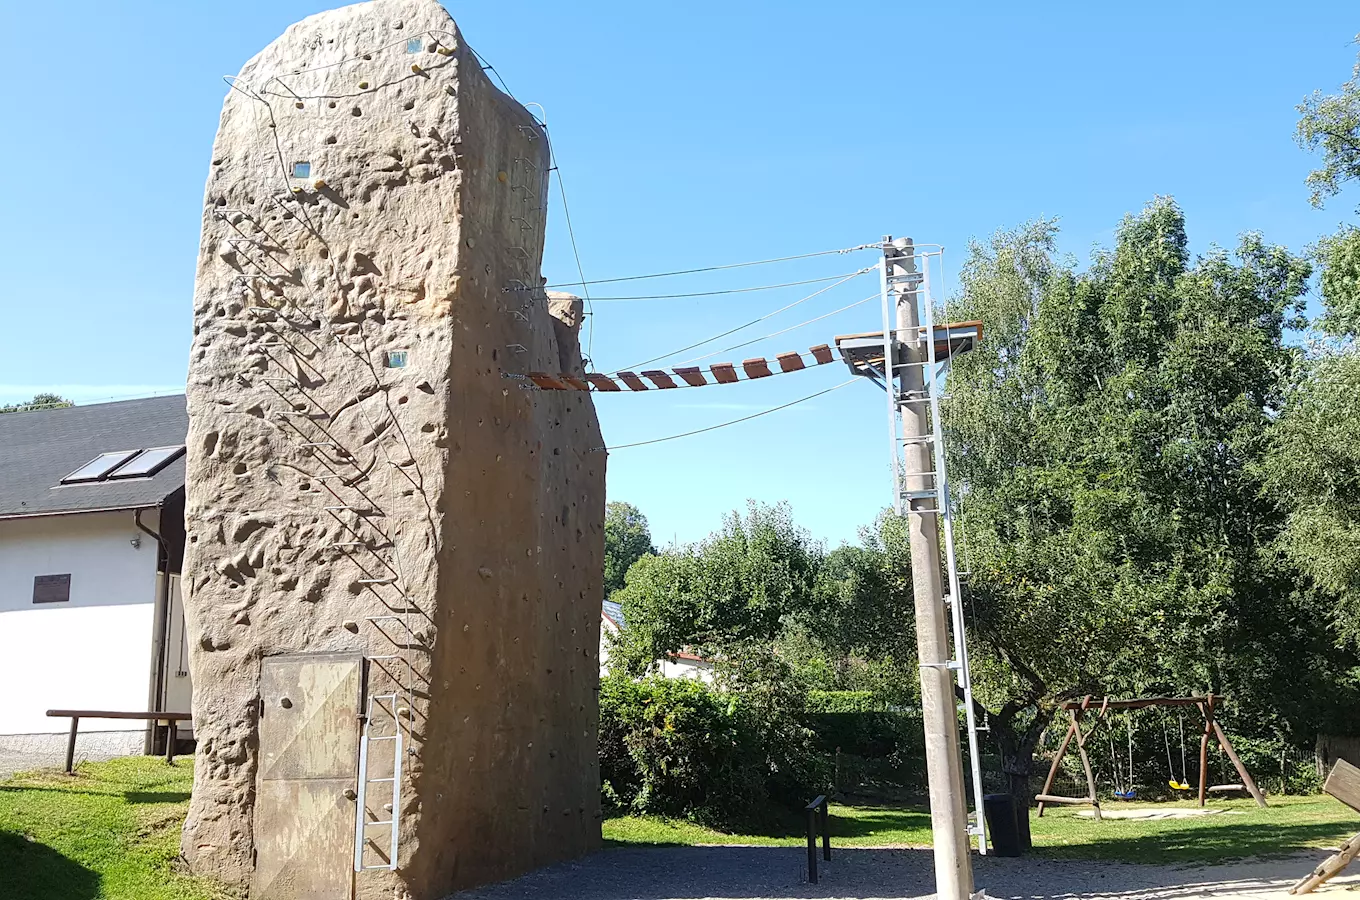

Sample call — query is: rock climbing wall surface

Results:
[179,1,605,896]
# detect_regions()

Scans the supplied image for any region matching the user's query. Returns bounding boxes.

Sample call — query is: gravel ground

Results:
[447,845,1360,900]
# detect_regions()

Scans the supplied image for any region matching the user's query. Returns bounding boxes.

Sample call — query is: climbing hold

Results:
[496,171,508,184]
[313,178,327,190]
[343,619,359,632]
[359,80,370,89]
[343,788,357,801]
[291,186,303,194]
[411,63,423,74]
[279,697,292,709]
[437,46,453,56]
[294,101,304,109]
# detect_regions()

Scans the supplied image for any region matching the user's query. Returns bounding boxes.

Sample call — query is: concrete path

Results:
[448,845,1360,900]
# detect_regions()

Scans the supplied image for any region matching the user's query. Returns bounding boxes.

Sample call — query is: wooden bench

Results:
[46,709,192,774]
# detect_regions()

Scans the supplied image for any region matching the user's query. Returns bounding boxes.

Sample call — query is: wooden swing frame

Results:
[1035,693,1267,821]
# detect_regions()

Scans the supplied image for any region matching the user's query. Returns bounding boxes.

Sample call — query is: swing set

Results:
[1035,693,1267,821]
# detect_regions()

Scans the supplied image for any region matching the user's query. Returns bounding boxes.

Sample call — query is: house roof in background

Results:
[0,395,188,519]
[602,599,624,629]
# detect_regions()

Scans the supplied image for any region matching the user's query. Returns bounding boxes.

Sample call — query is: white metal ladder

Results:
[353,691,403,872]
[878,240,989,855]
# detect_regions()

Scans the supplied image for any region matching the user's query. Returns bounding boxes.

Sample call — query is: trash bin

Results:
[983,793,1022,857]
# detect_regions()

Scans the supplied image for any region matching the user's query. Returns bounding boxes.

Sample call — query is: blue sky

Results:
[1,1,1356,547]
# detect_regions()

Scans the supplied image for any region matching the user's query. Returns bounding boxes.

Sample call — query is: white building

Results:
[600,599,714,682]
[0,396,192,763]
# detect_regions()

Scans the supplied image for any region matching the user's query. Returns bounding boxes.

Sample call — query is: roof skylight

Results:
[60,451,140,484]
[107,446,185,479]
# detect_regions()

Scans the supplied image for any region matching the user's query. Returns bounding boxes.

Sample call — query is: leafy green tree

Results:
[0,393,72,413]
[604,501,655,599]
[1296,38,1360,211]
[779,513,920,705]
[609,500,821,675]
[944,199,1343,814]
[1262,52,1360,645]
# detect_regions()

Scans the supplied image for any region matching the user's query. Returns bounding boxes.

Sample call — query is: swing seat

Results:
[1169,779,1191,791]
[1115,790,1137,801]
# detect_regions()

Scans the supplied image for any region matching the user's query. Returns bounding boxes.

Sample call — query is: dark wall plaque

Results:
[33,574,71,604]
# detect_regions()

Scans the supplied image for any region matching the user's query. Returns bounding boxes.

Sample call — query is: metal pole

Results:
[821,798,831,861]
[890,237,975,900]
[65,717,79,775]
[806,806,819,884]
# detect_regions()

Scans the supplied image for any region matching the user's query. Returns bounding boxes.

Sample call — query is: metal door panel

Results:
[252,652,363,900]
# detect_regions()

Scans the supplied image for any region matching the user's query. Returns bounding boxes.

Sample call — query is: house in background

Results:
[600,599,714,682]
[0,395,192,761]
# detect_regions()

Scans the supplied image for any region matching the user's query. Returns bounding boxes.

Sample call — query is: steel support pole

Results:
[891,238,974,900]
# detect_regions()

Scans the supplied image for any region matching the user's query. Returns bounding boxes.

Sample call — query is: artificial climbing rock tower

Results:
[179,1,605,896]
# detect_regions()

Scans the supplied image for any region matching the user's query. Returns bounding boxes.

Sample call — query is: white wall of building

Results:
[0,510,160,735]
[162,575,194,721]
[599,614,714,683]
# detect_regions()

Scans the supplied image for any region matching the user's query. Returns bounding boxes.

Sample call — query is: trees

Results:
[609,500,821,675]
[1262,43,1360,646]
[943,199,1341,811]
[1295,38,1360,211]
[604,501,655,599]
[0,393,72,413]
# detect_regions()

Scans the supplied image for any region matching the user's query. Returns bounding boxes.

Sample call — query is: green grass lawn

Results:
[0,757,228,900]
[605,794,1360,864]
[5,759,1357,900]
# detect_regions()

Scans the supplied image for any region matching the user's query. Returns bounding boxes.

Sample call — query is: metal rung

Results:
[900,488,941,500]
[901,435,935,445]
[364,818,394,826]
[359,578,397,584]
[920,660,962,670]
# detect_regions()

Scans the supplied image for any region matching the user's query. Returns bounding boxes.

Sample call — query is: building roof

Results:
[0,395,188,519]
[602,599,624,630]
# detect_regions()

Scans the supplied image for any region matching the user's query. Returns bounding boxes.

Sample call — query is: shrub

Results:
[804,689,925,796]
[598,674,768,827]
